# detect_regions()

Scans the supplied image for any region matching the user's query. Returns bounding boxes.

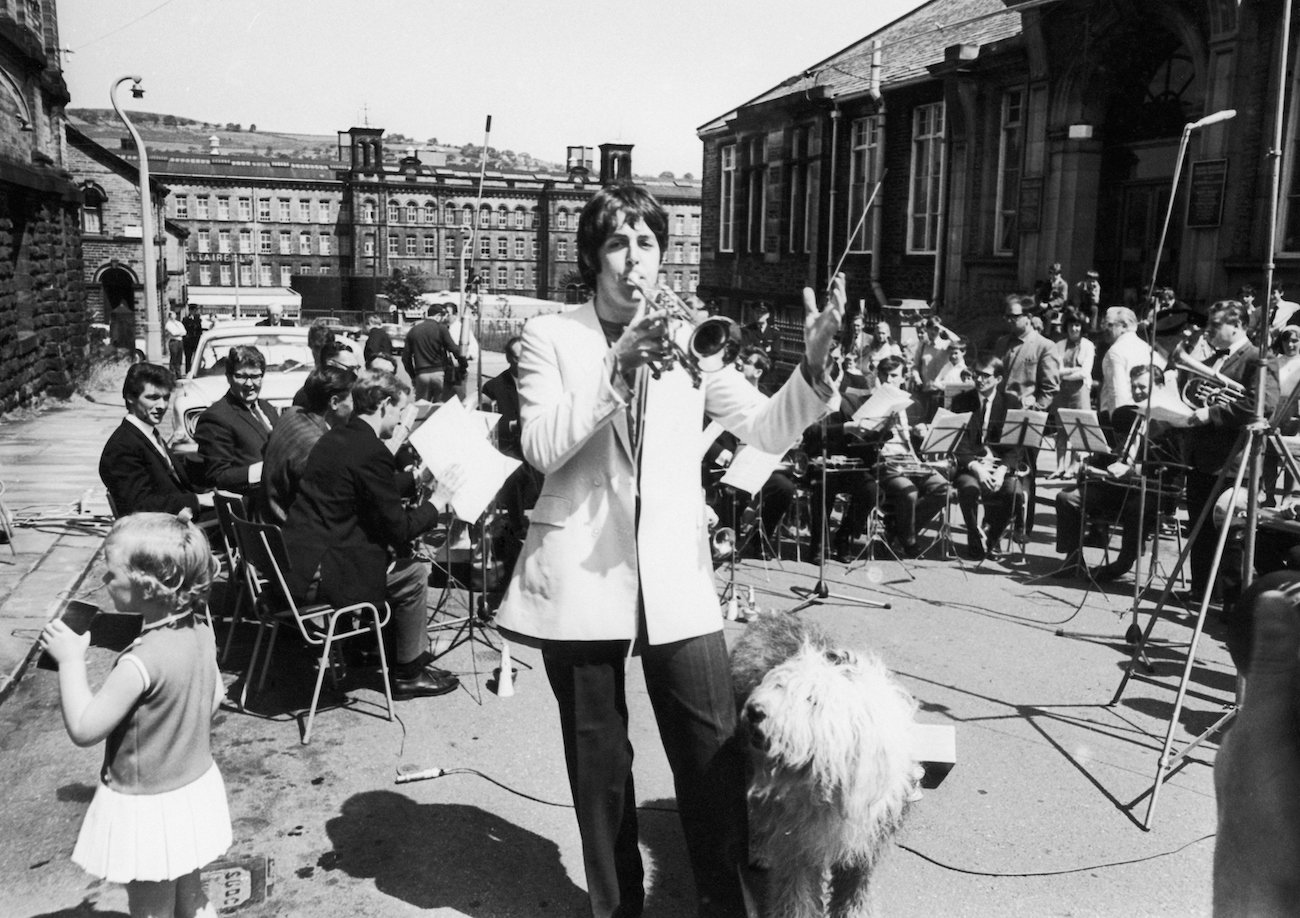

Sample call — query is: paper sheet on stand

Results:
[720,444,785,494]
[406,398,520,522]
[851,384,912,431]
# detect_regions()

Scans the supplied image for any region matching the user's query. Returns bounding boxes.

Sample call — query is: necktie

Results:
[979,398,990,445]
[252,404,272,432]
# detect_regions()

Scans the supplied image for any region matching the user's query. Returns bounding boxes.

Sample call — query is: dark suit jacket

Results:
[1185,343,1269,474]
[482,370,522,457]
[194,391,279,493]
[951,388,1016,467]
[281,415,439,608]
[100,419,201,516]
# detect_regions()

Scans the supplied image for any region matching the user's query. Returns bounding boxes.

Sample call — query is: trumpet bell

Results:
[690,317,741,373]
[711,526,736,564]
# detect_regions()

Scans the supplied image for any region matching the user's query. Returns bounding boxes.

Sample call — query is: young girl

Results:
[40,510,230,918]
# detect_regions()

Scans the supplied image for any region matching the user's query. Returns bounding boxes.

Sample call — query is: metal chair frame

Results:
[232,514,394,744]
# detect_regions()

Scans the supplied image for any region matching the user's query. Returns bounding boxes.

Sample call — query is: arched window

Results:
[405,201,419,223]
[529,207,538,229]
[462,204,474,226]
[388,199,399,223]
[514,207,526,229]
[425,202,437,224]
[479,205,491,227]
[362,198,376,223]
[496,206,508,228]
[445,203,457,225]
[557,208,569,230]
[80,182,106,235]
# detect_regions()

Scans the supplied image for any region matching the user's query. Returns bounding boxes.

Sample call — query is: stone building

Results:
[697,0,1292,348]
[66,124,188,348]
[0,0,85,411]
[91,124,701,317]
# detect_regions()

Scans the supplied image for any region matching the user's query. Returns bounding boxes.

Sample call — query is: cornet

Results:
[1172,348,1247,408]
[630,277,741,387]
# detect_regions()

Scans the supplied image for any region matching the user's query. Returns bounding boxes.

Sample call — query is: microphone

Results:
[1190,109,1236,130]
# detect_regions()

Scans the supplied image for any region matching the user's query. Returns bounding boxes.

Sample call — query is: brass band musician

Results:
[1050,365,1176,580]
[871,357,948,558]
[951,355,1026,560]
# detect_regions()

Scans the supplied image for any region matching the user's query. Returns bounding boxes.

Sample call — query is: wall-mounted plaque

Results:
[1187,158,1227,228]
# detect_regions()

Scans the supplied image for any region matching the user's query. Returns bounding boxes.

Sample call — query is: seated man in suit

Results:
[281,368,458,700]
[100,362,212,516]
[194,345,279,496]
[951,355,1027,560]
[1051,365,1177,580]
[259,366,356,526]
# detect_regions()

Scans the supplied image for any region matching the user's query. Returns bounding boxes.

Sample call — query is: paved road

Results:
[0,358,1230,917]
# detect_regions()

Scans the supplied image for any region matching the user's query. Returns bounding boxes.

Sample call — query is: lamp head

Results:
[130,79,144,100]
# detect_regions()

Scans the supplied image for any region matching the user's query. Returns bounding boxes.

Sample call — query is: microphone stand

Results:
[790,414,891,613]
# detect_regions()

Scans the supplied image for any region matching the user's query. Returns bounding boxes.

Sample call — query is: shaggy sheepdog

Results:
[731,614,918,918]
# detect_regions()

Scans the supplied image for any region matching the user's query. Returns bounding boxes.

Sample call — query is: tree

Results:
[383,267,429,315]
[659,171,675,180]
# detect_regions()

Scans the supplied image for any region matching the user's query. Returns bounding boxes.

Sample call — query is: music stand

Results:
[986,409,1049,562]
[1057,409,1111,455]
[916,409,969,561]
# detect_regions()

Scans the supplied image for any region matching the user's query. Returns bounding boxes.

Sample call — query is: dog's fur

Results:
[732,615,918,918]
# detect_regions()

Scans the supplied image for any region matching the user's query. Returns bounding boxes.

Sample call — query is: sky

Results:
[58,0,922,177]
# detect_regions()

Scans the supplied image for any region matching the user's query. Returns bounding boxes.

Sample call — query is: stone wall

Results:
[0,184,88,411]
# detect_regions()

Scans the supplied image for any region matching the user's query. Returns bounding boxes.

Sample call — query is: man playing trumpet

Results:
[493,182,844,918]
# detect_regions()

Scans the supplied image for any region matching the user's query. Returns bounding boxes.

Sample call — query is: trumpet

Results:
[1173,348,1247,408]
[630,277,741,387]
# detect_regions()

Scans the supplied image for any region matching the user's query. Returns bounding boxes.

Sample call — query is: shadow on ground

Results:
[321,791,587,915]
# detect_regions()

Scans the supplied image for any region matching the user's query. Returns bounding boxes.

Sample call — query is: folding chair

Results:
[232,515,394,744]
[212,491,251,664]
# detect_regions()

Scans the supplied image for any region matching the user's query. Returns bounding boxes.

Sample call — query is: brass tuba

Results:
[1173,349,1247,409]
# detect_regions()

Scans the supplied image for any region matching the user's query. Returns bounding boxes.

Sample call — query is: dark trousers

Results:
[305,557,429,670]
[1186,469,1244,606]
[1055,479,1147,569]
[809,469,876,551]
[878,469,948,543]
[542,632,747,918]
[954,470,1021,543]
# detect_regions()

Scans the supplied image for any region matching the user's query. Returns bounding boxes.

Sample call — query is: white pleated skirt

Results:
[72,762,232,883]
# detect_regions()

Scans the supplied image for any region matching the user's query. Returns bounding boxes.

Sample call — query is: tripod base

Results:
[789,582,891,614]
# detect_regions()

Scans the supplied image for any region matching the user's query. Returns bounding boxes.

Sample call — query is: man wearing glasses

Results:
[995,295,1059,413]
[194,345,279,495]
[950,357,1026,559]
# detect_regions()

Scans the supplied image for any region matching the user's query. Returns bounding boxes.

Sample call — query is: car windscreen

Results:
[194,335,314,377]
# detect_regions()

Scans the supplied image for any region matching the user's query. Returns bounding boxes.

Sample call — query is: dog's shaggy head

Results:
[734,617,918,823]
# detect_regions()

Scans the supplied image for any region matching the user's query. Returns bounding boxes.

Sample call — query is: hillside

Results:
[68,108,567,174]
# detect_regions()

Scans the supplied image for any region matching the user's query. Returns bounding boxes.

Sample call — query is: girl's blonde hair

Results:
[105,510,219,614]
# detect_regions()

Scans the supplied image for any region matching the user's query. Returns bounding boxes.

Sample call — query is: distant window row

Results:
[360,234,540,260]
[175,196,334,223]
[196,229,333,256]
[197,263,330,285]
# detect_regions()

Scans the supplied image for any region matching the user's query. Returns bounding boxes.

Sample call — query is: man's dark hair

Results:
[976,355,1005,377]
[1060,308,1086,329]
[576,182,669,290]
[122,362,175,406]
[504,335,524,364]
[738,345,770,375]
[875,355,905,382]
[320,340,354,365]
[1209,300,1247,327]
[300,366,356,414]
[224,345,266,378]
[351,368,404,415]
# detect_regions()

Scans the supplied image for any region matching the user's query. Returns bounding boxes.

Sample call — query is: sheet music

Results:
[920,409,971,454]
[997,409,1050,451]
[406,398,520,522]
[720,444,785,494]
[1141,384,1194,424]
[852,383,912,431]
[1056,408,1110,453]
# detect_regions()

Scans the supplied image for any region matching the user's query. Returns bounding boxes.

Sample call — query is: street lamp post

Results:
[110,75,163,363]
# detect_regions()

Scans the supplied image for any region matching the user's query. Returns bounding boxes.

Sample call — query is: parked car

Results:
[381,323,408,356]
[167,324,317,444]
